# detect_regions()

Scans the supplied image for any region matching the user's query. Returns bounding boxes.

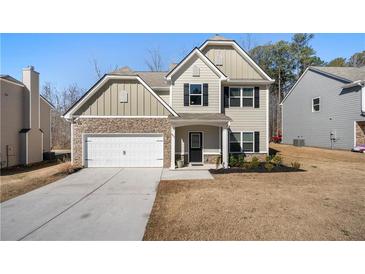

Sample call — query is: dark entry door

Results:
[189,132,203,163]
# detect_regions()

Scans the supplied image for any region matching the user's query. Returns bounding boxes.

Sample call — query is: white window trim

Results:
[229,131,255,154]
[228,87,254,108]
[229,87,241,107]
[189,83,203,106]
[312,96,321,112]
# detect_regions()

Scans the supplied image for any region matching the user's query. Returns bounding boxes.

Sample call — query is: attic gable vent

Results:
[215,51,223,66]
[192,65,200,77]
[119,90,128,103]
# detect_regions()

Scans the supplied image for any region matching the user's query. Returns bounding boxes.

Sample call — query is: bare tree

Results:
[145,48,163,71]
[241,34,256,52]
[42,83,83,149]
[91,58,119,79]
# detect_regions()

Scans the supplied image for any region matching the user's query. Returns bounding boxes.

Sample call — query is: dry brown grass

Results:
[144,144,365,240]
[0,161,79,202]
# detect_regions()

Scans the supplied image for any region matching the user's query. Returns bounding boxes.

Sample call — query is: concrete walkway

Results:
[161,169,214,180]
[1,168,162,241]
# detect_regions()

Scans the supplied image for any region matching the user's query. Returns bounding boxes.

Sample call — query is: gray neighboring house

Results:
[63,35,274,169]
[281,66,365,150]
[0,66,55,168]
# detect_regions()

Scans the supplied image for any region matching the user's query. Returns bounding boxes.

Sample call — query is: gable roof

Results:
[63,74,178,119]
[310,66,365,82]
[40,95,55,109]
[199,39,274,82]
[111,68,169,88]
[165,47,227,81]
[281,66,365,105]
[0,75,25,87]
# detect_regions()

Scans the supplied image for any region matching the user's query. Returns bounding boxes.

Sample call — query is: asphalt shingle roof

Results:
[310,66,365,82]
[0,75,24,86]
[110,67,169,88]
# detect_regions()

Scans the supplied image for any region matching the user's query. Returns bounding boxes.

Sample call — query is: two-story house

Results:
[63,35,274,168]
[1,66,54,168]
[281,66,365,150]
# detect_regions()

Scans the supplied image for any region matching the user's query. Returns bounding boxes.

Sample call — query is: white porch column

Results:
[170,125,176,169]
[222,127,228,168]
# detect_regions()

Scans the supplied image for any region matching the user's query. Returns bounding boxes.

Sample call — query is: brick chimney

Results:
[22,66,40,129]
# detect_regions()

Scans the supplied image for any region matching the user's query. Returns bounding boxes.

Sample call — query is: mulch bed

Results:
[210,163,305,174]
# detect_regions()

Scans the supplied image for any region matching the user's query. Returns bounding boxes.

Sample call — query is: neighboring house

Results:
[0,66,54,168]
[281,66,365,150]
[63,35,274,168]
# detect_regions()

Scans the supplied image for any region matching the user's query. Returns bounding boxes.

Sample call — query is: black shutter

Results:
[254,87,260,108]
[254,131,260,152]
[203,83,208,106]
[224,86,229,108]
[184,83,189,106]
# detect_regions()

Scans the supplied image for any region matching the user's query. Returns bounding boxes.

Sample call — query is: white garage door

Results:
[84,134,164,167]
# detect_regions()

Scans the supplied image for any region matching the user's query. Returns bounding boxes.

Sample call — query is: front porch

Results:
[169,113,231,169]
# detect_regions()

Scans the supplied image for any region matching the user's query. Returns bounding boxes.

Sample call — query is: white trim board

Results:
[63,75,178,119]
[199,40,274,82]
[166,48,227,81]
[74,115,169,119]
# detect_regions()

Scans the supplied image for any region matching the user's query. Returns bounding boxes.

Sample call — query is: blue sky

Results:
[1,33,364,93]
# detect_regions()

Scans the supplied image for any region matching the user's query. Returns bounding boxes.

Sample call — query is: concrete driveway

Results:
[1,168,162,241]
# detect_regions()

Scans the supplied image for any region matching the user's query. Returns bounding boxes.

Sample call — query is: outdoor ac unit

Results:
[293,139,305,146]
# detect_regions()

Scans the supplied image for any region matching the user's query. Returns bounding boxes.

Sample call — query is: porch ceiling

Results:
[169,113,231,127]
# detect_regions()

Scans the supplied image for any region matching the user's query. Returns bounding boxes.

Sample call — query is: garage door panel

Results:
[85,134,164,167]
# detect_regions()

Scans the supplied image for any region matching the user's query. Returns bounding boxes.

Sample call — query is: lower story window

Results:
[229,132,254,153]
[242,132,254,152]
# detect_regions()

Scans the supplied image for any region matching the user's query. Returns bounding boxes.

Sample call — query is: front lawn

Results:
[144,144,365,240]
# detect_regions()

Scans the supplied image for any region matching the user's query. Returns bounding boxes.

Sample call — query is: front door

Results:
[189,132,203,163]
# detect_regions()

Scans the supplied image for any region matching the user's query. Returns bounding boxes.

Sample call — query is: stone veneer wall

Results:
[356,121,365,145]
[72,118,171,167]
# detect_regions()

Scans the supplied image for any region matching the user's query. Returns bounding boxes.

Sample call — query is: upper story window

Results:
[229,87,254,108]
[312,97,320,112]
[189,84,202,106]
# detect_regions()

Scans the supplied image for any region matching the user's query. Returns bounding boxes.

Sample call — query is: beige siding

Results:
[224,85,268,152]
[0,81,24,167]
[171,55,221,113]
[40,98,52,152]
[175,125,220,154]
[155,90,170,104]
[74,79,170,116]
[202,45,263,80]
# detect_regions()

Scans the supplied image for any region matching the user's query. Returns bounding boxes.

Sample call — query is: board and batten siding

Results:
[155,90,170,104]
[171,55,221,113]
[224,85,268,152]
[74,79,170,116]
[202,45,263,80]
[282,69,365,149]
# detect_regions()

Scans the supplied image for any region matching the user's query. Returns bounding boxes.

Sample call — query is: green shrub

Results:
[291,161,301,170]
[243,162,251,170]
[229,155,238,167]
[271,155,282,166]
[238,154,245,167]
[264,162,274,172]
[265,155,273,162]
[250,156,260,169]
